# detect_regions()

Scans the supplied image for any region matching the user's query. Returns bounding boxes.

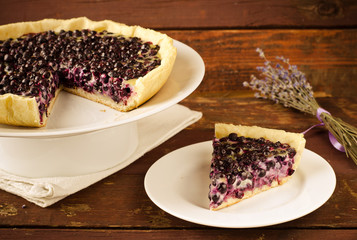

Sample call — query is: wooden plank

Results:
[162,29,357,98]
[0,229,356,240]
[180,96,357,132]
[0,0,357,29]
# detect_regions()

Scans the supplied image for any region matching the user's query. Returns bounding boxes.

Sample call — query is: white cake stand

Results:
[0,40,205,178]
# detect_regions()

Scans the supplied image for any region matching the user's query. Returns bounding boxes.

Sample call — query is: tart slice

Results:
[208,123,306,211]
[0,17,176,127]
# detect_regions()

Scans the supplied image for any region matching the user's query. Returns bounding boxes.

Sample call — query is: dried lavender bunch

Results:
[243,48,357,165]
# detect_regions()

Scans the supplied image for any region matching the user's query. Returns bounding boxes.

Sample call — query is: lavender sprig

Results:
[243,48,319,115]
[243,48,357,165]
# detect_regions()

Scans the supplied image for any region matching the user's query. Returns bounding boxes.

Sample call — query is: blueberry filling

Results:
[0,29,161,123]
[209,133,297,209]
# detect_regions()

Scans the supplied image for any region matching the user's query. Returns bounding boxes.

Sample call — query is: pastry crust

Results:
[0,94,40,127]
[0,88,62,127]
[0,17,177,127]
[211,123,306,211]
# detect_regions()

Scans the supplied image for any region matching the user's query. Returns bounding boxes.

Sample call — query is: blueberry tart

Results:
[209,123,306,211]
[0,17,176,127]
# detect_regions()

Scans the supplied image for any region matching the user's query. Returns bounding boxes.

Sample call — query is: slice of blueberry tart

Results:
[209,123,306,211]
[0,17,176,127]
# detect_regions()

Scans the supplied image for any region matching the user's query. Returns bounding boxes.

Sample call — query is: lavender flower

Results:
[243,48,357,165]
[243,48,318,115]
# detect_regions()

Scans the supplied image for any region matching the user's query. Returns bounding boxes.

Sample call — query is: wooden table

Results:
[0,1,356,239]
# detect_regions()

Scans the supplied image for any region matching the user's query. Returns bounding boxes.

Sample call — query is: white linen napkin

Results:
[0,104,202,207]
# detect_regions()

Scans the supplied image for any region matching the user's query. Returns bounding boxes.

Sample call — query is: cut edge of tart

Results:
[0,17,177,127]
[0,88,61,127]
[209,123,306,211]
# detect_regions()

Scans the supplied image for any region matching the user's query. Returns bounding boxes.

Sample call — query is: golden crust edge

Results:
[0,88,61,127]
[0,17,135,40]
[0,94,40,127]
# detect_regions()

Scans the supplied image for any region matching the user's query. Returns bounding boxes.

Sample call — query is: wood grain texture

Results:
[0,229,357,240]
[0,0,357,29]
[162,29,357,98]
[180,96,357,132]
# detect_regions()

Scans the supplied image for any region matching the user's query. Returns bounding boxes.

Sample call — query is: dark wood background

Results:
[0,0,356,239]
[2,0,357,29]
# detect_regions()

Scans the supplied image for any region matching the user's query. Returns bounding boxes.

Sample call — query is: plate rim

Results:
[144,140,337,228]
[0,40,205,138]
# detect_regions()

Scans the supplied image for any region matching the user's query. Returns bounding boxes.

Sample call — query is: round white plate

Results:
[144,141,336,228]
[0,40,205,138]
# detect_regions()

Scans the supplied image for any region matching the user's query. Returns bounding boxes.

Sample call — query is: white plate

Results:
[144,141,336,228]
[0,40,205,138]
